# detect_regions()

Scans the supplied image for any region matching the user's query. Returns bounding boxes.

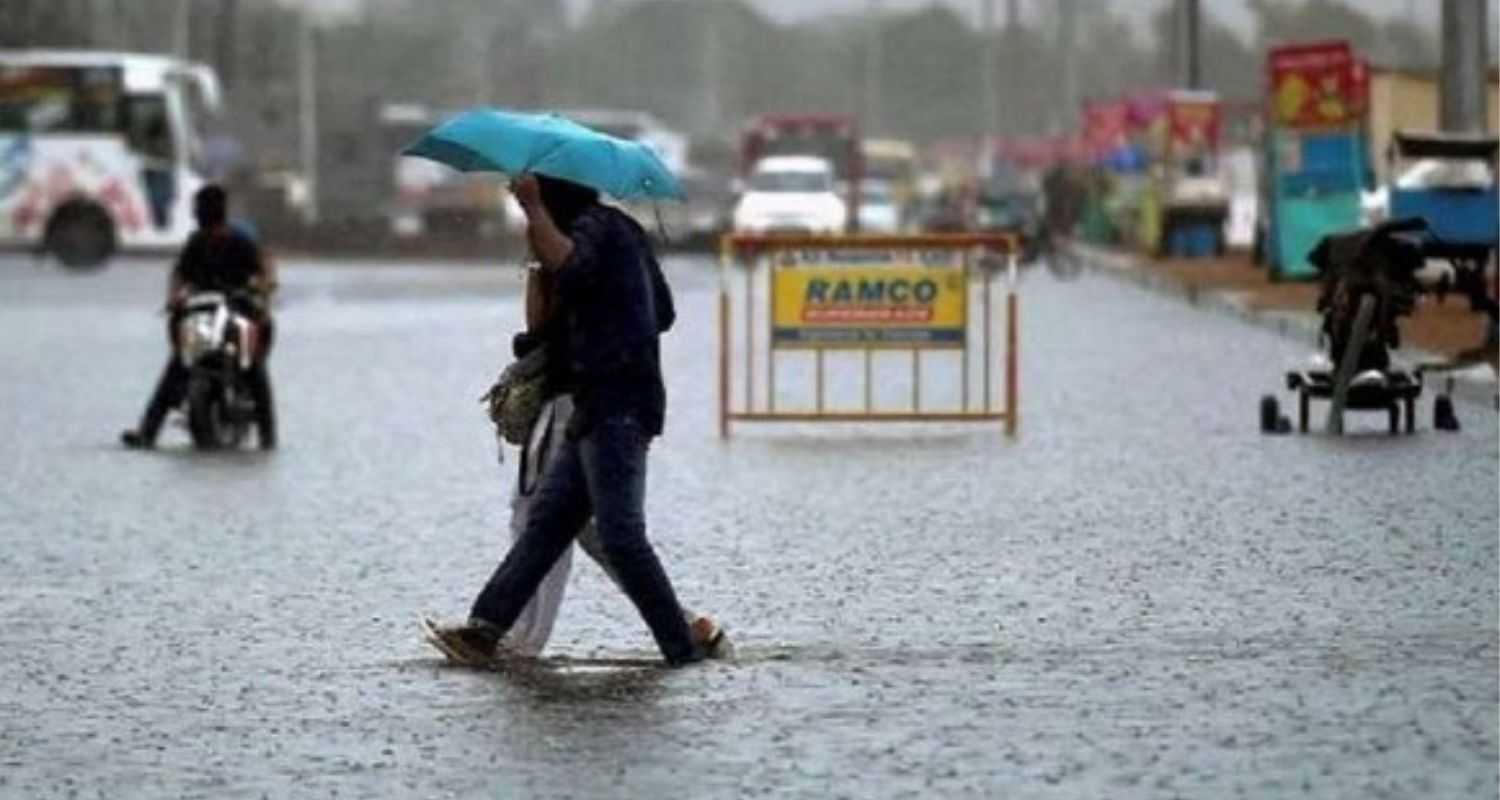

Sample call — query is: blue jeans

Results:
[470,413,699,664]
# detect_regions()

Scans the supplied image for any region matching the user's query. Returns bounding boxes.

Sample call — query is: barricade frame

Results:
[718,233,1020,439]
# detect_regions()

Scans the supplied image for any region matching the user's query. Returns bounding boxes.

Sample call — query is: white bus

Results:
[0,50,222,268]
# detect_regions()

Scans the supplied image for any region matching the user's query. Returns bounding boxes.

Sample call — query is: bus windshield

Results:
[0,65,124,133]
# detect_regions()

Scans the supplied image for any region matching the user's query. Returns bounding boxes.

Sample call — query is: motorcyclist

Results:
[120,184,278,450]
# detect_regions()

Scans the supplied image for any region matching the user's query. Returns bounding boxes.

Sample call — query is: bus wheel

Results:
[46,202,116,271]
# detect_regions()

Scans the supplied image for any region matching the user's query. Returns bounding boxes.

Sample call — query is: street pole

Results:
[298,4,320,225]
[701,0,721,135]
[471,11,499,107]
[980,0,997,177]
[173,0,191,58]
[1178,0,1200,89]
[864,0,882,136]
[216,0,238,90]
[1188,0,1200,90]
[1057,0,1078,132]
[1440,0,1488,132]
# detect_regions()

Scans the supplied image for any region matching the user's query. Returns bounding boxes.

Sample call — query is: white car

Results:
[732,156,847,235]
[857,180,901,233]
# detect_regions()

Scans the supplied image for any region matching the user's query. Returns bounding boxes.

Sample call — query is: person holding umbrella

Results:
[474,184,731,662]
[409,110,719,667]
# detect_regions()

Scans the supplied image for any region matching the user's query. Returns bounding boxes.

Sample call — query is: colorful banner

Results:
[1083,100,1130,157]
[1125,91,1168,131]
[1267,40,1358,128]
[1167,92,1221,159]
[771,248,967,348]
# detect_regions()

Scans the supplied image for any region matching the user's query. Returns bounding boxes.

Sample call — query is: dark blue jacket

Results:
[531,205,674,439]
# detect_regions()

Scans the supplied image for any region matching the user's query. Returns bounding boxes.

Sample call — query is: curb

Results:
[1070,242,1499,409]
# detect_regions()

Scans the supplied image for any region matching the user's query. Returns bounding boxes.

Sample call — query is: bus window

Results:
[0,66,122,133]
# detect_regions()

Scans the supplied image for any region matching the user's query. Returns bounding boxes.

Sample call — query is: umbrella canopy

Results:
[400,108,685,201]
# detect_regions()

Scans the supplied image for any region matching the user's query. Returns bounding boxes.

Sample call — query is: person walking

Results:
[426,173,711,667]
[488,261,730,660]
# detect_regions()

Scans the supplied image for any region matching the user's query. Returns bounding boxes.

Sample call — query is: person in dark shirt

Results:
[425,174,706,667]
[121,185,278,449]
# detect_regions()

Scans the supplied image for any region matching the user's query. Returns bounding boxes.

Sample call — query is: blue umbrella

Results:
[400,107,685,201]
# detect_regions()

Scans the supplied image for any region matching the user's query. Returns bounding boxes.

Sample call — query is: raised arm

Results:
[511,174,574,269]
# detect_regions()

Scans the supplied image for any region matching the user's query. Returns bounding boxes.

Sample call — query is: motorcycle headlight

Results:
[178,313,216,363]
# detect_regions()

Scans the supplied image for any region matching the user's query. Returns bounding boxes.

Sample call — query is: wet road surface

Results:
[0,253,1495,798]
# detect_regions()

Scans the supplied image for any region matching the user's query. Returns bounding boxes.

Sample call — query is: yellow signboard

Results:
[771,248,967,348]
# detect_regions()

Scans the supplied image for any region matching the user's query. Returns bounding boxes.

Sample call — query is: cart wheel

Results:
[1260,395,1282,434]
[1434,394,1460,432]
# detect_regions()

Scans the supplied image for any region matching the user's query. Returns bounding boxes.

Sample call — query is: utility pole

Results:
[981,0,997,175]
[88,0,111,48]
[863,0,882,136]
[1178,0,1201,89]
[1440,0,1488,132]
[1056,0,1078,132]
[216,0,238,90]
[700,0,721,135]
[173,0,191,58]
[298,4,320,224]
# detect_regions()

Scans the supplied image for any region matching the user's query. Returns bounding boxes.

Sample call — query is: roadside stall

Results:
[1151,90,1229,258]
[1261,40,1367,281]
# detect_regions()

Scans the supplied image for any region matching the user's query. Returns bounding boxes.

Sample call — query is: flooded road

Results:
[1,253,1495,798]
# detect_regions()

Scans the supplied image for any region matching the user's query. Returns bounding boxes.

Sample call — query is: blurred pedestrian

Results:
[426,174,714,667]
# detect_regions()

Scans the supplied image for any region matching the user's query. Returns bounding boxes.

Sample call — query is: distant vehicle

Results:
[975,181,1042,261]
[732,156,846,235]
[911,188,970,234]
[861,138,917,220]
[856,179,901,233]
[740,114,860,231]
[0,50,222,269]
[1385,132,1498,336]
[673,169,735,245]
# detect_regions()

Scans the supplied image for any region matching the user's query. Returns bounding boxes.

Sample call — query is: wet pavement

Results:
[0,252,1495,798]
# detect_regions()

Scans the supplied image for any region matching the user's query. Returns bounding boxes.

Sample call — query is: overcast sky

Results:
[734,0,1443,33]
[317,0,1495,43]
[564,0,1495,42]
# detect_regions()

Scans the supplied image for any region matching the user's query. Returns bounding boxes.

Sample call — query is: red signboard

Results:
[1267,40,1358,128]
[1167,92,1221,158]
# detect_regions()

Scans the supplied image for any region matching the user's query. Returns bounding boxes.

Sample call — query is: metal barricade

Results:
[718,233,1019,438]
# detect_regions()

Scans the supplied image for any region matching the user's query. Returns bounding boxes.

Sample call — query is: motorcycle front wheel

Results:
[187,376,248,450]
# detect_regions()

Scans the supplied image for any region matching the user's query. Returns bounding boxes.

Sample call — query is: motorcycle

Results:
[173,290,267,449]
